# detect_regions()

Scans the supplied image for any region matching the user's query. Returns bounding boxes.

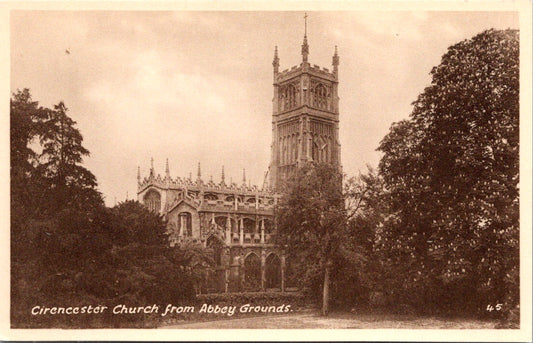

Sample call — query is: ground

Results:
[162,310,498,329]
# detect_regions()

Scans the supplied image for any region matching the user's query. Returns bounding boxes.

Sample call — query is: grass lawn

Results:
[162,310,499,329]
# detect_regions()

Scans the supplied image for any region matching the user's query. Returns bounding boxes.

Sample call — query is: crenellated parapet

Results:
[137,161,277,217]
[138,170,275,196]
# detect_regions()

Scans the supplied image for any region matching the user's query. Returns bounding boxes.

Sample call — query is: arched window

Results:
[244,253,261,291]
[265,254,281,289]
[243,218,255,234]
[143,190,161,213]
[179,212,192,237]
[280,84,298,111]
[313,83,328,110]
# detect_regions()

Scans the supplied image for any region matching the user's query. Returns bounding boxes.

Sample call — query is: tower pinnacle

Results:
[273,46,279,73]
[221,165,225,184]
[197,162,202,180]
[165,158,170,178]
[150,157,154,177]
[301,12,309,63]
[332,45,339,76]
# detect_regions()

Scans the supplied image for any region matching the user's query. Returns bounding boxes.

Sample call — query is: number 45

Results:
[486,304,503,312]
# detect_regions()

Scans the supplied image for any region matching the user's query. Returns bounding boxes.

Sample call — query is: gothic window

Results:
[265,254,281,289]
[280,84,298,111]
[312,83,328,110]
[179,212,192,237]
[279,90,286,111]
[242,218,255,234]
[143,190,161,213]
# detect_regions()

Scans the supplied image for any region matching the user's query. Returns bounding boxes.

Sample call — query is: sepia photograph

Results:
[4,1,532,341]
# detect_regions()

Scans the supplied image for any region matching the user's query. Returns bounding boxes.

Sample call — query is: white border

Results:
[1,1,531,341]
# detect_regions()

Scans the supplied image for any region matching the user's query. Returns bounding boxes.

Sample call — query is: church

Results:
[137,23,340,293]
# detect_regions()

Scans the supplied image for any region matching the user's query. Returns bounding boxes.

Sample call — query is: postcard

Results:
[2,1,532,341]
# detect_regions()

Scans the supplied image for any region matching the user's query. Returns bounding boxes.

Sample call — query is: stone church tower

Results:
[138,17,340,293]
[269,21,340,189]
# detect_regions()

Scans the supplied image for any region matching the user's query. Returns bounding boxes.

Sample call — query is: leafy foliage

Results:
[276,162,347,315]
[10,91,199,328]
[376,29,519,316]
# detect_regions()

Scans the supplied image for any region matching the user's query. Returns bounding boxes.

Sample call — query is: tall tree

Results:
[10,89,47,215]
[37,101,102,212]
[377,29,519,314]
[276,162,345,316]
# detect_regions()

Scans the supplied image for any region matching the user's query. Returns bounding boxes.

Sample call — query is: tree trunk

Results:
[322,262,331,316]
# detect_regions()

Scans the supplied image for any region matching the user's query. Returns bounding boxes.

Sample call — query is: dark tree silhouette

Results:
[377,29,519,317]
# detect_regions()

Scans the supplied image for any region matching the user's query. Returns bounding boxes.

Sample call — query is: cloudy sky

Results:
[11,10,518,206]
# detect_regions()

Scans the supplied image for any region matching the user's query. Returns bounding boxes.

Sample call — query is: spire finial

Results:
[221,165,225,184]
[304,12,308,37]
[197,162,202,180]
[150,157,154,177]
[165,158,170,178]
[301,12,309,63]
[273,46,279,73]
[332,45,339,75]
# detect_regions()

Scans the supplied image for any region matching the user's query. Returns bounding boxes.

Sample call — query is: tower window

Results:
[280,84,298,111]
[312,83,328,110]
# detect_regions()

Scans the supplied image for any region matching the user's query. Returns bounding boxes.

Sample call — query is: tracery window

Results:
[143,190,161,213]
[312,83,328,110]
[280,84,298,111]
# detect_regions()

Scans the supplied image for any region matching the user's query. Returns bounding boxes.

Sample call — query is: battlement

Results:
[277,62,336,84]
[138,173,274,196]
